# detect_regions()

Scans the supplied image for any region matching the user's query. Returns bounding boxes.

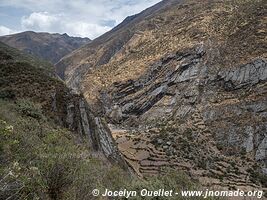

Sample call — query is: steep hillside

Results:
[57,0,267,192]
[0,31,90,78]
[57,0,266,94]
[0,45,208,200]
[0,40,125,161]
[0,42,54,74]
[0,41,131,199]
[109,47,267,191]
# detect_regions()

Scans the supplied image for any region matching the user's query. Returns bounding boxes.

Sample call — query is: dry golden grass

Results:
[58,0,266,107]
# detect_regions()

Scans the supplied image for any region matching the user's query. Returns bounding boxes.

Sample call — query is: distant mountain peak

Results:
[0,31,91,68]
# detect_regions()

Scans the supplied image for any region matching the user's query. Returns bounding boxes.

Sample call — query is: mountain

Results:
[0,41,132,199]
[0,31,90,78]
[57,0,267,192]
[0,41,204,199]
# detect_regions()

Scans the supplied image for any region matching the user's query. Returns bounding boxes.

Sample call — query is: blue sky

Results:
[0,0,161,39]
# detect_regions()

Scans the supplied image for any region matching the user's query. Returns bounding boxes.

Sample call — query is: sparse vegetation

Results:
[16,99,45,120]
[0,99,126,199]
[0,99,221,200]
[247,167,267,187]
[0,42,54,73]
[0,0,266,198]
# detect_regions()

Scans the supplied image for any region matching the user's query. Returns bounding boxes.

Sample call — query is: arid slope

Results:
[56,0,267,192]
[57,0,266,99]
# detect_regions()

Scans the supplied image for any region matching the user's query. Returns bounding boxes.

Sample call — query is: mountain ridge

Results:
[56,0,267,192]
[56,0,183,85]
[0,31,90,78]
[0,41,201,199]
[0,0,266,196]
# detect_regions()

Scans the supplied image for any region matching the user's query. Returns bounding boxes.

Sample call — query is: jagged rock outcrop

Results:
[55,0,266,191]
[53,92,127,166]
[217,59,267,90]
[0,41,126,168]
[48,91,127,168]
[99,45,267,189]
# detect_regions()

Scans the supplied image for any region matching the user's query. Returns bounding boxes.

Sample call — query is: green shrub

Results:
[0,89,16,99]
[16,99,44,120]
[0,99,224,200]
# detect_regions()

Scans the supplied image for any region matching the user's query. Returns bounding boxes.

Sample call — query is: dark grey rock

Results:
[218,59,267,90]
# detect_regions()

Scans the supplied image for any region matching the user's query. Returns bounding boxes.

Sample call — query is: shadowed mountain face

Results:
[0,41,129,199]
[0,41,124,168]
[56,0,267,191]
[0,31,90,78]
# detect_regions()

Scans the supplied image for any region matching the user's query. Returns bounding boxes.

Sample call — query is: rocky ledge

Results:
[97,44,266,190]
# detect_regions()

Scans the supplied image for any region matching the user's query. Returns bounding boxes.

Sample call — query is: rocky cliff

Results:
[56,0,267,191]
[63,95,126,164]
[0,41,125,166]
[104,45,267,190]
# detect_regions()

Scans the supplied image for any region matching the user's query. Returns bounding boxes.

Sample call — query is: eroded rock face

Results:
[53,0,266,191]
[52,91,126,166]
[218,59,267,90]
[94,117,126,163]
[98,45,266,188]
